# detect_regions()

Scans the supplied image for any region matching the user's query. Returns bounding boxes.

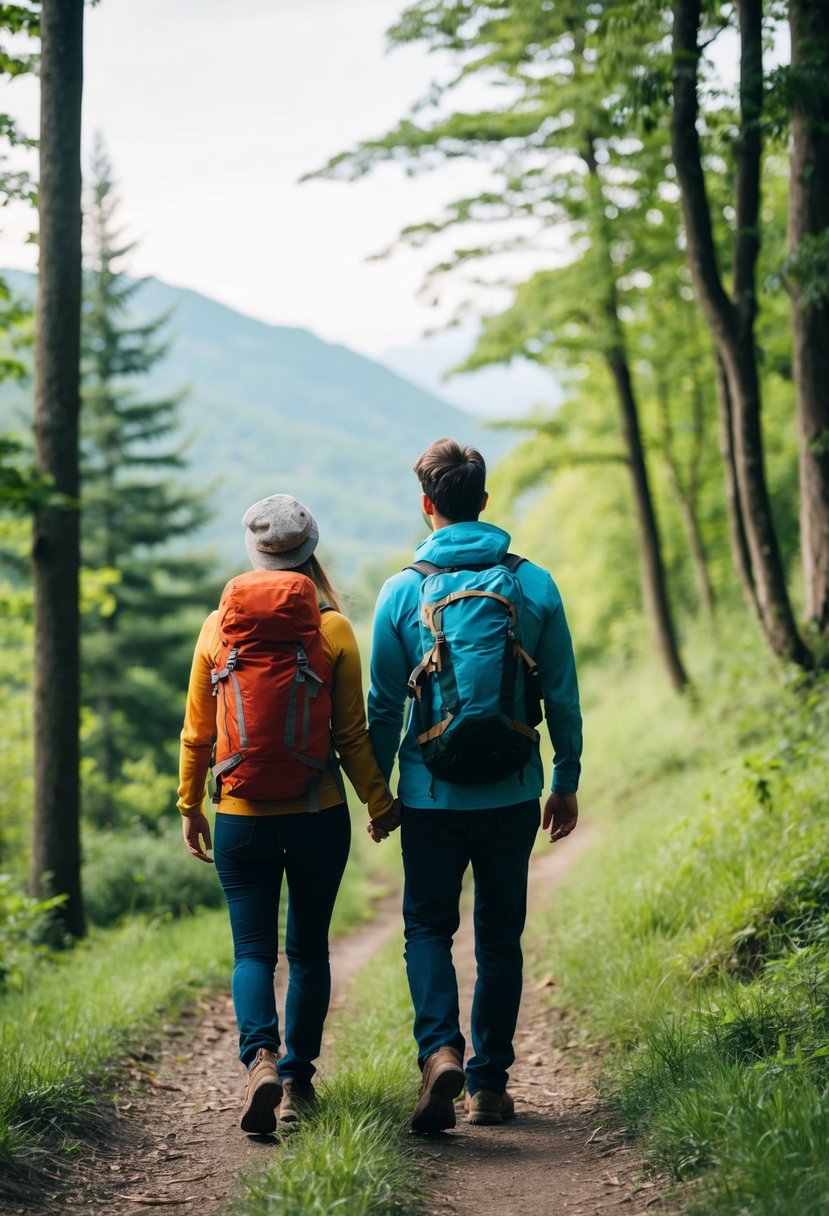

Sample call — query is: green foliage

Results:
[81,823,224,927]
[0,277,38,517]
[79,138,217,816]
[0,433,53,512]
[0,560,33,871]
[488,405,643,662]
[313,0,751,677]
[0,875,65,990]
[531,620,829,1207]
[782,230,829,311]
[313,0,812,675]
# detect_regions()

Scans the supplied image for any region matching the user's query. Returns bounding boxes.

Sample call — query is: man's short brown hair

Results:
[413,437,487,523]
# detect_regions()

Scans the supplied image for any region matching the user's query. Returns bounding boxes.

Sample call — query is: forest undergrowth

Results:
[533,618,829,1213]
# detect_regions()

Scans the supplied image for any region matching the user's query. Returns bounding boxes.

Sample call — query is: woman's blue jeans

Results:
[401,799,540,1096]
[214,804,350,1081]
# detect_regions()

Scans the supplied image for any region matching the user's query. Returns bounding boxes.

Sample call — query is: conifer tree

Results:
[81,138,213,821]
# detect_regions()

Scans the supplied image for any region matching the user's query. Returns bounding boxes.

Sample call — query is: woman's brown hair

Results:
[295,554,343,614]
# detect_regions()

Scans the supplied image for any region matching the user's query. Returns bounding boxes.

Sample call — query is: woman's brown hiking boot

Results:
[464,1089,516,1125]
[279,1080,317,1125]
[240,1048,282,1134]
[410,1046,465,1133]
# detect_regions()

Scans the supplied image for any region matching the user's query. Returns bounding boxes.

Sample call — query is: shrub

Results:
[0,875,65,990]
[82,824,223,926]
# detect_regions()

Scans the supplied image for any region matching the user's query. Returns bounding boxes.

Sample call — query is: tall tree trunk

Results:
[30,0,85,938]
[583,137,689,690]
[788,0,829,632]
[678,491,715,618]
[715,353,757,610]
[671,0,812,668]
[608,344,690,690]
[655,375,715,617]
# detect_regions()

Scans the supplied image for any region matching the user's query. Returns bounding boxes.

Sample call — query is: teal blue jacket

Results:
[368,521,582,809]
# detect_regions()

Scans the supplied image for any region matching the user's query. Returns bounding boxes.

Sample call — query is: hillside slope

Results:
[2,272,513,576]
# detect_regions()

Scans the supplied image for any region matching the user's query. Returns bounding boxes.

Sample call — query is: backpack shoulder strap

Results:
[405,560,443,578]
[502,553,525,573]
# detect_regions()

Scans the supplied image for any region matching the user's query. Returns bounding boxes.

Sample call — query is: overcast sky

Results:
[0,0,509,357]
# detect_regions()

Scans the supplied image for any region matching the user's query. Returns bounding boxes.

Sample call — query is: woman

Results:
[178,493,399,1135]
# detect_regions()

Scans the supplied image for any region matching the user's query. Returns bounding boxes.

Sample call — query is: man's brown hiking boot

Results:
[410,1046,465,1133]
[240,1048,282,1134]
[279,1080,317,1126]
[464,1089,516,1125]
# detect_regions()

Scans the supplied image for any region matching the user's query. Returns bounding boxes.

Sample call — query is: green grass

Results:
[0,908,233,1170]
[0,798,401,1186]
[530,619,829,1211]
[232,941,420,1216]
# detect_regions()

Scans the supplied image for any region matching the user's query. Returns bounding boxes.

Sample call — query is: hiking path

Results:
[10,830,669,1216]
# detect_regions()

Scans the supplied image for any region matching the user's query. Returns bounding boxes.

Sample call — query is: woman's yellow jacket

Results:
[178,608,394,820]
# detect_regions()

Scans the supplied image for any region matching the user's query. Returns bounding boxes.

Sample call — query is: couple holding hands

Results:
[178,436,582,1136]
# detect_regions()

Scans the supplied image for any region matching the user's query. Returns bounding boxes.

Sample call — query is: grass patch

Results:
[0,908,233,1175]
[530,619,829,1211]
[233,940,421,1216]
[0,798,400,1188]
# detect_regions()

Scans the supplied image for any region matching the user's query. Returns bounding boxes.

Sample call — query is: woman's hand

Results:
[367,798,402,843]
[182,813,214,863]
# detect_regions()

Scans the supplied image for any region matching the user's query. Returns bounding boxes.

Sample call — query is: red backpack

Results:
[210,569,334,806]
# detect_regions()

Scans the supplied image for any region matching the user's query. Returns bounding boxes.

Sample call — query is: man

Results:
[367,437,582,1133]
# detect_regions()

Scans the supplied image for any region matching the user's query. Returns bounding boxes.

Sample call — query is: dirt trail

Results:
[414,835,667,1215]
[10,832,666,1216]
[9,891,404,1216]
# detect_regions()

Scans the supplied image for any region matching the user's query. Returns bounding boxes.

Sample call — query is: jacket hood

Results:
[414,521,512,568]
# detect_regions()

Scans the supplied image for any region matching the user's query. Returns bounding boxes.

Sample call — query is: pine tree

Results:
[81,138,214,823]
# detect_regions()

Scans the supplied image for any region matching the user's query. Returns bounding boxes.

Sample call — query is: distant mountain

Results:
[1,273,516,579]
[381,323,563,420]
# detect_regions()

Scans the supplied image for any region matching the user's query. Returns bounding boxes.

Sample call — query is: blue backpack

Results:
[406,554,543,784]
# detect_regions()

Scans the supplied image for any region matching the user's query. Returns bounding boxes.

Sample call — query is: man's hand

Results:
[182,813,213,863]
[542,792,578,844]
[367,797,402,843]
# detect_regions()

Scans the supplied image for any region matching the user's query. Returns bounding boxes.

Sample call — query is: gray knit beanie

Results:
[242,494,319,570]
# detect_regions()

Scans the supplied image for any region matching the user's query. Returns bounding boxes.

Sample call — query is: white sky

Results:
[0,0,504,356]
[0,3,772,362]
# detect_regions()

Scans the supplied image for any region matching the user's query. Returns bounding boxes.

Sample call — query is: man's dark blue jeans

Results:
[214,804,350,1082]
[401,799,540,1096]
